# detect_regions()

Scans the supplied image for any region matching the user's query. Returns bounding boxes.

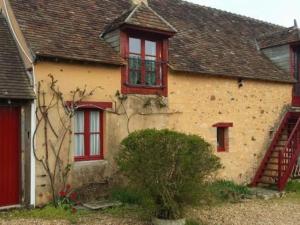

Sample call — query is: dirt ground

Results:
[1,198,300,225]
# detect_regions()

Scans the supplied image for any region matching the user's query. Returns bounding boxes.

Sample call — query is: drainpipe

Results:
[3,0,36,207]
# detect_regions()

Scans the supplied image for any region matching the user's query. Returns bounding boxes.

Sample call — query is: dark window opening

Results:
[217,127,226,152]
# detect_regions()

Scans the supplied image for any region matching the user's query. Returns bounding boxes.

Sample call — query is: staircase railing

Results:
[250,112,292,186]
[278,116,300,191]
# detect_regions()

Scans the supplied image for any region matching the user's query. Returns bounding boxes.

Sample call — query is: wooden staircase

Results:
[251,111,300,191]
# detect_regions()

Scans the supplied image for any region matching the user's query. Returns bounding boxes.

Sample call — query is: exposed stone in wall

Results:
[33,62,292,205]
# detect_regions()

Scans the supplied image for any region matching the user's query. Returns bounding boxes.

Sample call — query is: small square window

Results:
[213,123,233,152]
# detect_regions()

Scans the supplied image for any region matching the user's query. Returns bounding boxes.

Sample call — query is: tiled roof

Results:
[257,26,300,49]
[0,15,34,99]
[9,0,294,83]
[103,3,177,35]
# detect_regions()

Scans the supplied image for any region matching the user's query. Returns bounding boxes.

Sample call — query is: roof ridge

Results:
[124,3,140,23]
[256,26,298,40]
[179,0,286,29]
[126,2,177,32]
[141,2,177,32]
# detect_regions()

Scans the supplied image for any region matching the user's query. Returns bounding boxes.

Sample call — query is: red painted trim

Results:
[66,101,112,110]
[74,109,104,162]
[292,96,300,106]
[213,122,233,128]
[120,31,168,96]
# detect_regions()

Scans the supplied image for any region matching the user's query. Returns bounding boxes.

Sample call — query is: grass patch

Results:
[207,180,251,204]
[186,218,205,225]
[285,180,300,193]
[0,205,92,224]
[110,186,143,205]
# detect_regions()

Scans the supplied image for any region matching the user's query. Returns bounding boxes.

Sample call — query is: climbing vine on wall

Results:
[33,74,99,206]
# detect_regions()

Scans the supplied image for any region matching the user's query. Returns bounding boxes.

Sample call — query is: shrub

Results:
[116,129,221,219]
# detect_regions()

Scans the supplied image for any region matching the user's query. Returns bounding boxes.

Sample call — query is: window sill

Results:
[122,83,167,96]
[124,83,166,89]
[73,159,108,168]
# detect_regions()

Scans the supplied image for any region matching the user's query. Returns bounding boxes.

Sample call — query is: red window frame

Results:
[71,102,112,162]
[213,123,233,152]
[74,109,104,161]
[120,30,169,96]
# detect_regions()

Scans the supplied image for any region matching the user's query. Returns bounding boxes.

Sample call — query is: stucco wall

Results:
[33,61,292,205]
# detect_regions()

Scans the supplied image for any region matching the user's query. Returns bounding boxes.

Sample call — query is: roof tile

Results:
[0,15,34,99]
[9,0,294,83]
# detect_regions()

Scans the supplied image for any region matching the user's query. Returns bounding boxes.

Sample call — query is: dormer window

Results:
[120,31,169,96]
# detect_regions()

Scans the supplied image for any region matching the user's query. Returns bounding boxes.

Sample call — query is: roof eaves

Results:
[170,67,295,84]
[35,53,125,66]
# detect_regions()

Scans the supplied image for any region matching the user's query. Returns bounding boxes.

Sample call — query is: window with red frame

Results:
[74,110,103,161]
[128,37,163,87]
[213,123,232,152]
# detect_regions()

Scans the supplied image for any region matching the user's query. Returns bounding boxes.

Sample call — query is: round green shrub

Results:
[116,129,221,219]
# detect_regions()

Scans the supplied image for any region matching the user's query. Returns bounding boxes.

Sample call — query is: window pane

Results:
[90,111,99,132]
[145,56,156,85]
[74,134,84,156]
[74,111,84,133]
[217,128,225,149]
[145,40,156,56]
[74,111,85,157]
[145,56,156,71]
[90,134,100,156]
[146,72,156,85]
[129,55,141,70]
[129,71,142,85]
[129,38,141,54]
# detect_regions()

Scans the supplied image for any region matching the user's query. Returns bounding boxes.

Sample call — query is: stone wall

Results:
[33,61,292,205]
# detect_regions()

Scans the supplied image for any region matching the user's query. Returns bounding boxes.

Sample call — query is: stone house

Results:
[0,0,299,207]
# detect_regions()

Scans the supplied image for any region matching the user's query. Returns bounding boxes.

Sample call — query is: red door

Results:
[0,106,20,207]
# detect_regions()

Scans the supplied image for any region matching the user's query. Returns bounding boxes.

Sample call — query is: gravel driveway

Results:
[1,199,300,225]
[191,199,300,225]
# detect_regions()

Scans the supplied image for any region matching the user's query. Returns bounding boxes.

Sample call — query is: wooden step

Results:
[264,168,278,172]
[261,174,278,178]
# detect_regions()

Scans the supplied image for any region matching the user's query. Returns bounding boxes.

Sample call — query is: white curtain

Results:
[74,111,84,156]
[90,111,100,156]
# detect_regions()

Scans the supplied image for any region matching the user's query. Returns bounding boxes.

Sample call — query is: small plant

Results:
[285,180,300,192]
[186,219,203,225]
[111,186,142,205]
[57,184,79,213]
[209,180,251,202]
[116,129,221,220]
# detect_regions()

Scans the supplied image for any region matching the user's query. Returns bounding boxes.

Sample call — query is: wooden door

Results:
[0,106,20,207]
